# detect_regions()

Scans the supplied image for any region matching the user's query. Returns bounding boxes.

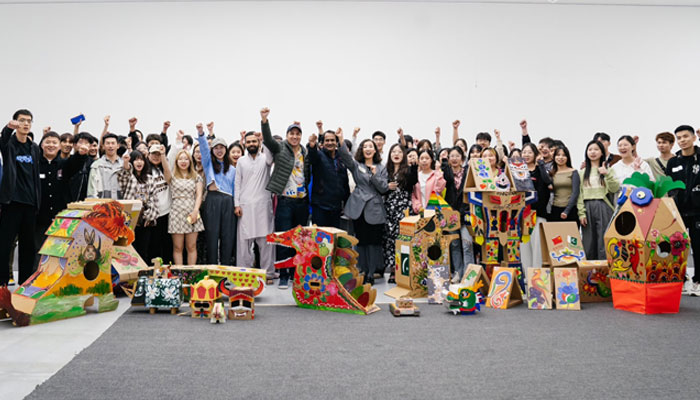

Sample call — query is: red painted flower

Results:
[670,232,689,257]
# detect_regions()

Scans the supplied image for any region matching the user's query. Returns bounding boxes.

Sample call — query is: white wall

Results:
[1,0,699,163]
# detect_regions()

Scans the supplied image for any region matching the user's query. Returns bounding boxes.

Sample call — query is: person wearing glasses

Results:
[0,109,42,286]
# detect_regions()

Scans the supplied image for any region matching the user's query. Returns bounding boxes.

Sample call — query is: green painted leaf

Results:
[623,172,654,191]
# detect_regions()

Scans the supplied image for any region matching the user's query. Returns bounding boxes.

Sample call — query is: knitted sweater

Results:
[576,168,620,219]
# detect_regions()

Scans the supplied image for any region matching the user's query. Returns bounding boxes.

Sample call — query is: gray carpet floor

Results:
[27,298,700,400]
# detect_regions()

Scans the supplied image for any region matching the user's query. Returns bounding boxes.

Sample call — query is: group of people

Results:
[1,108,699,297]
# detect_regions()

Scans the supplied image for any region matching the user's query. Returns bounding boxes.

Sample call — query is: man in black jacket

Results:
[307,121,349,228]
[0,109,42,286]
[666,125,700,296]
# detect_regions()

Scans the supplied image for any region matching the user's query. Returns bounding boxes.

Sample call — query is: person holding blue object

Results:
[197,122,236,265]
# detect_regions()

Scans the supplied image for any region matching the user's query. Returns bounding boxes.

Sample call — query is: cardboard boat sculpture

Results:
[464,157,537,290]
[267,225,379,315]
[604,173,689,314]
[386,193,460,302]
[0,200,143,326]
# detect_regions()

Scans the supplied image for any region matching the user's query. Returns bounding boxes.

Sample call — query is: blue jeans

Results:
[275,196,309,280]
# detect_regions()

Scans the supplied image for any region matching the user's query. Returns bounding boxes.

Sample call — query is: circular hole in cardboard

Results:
[83,261,99,281]
[614,211,636,236]
[427,245,442,261]
[310,256,323,270]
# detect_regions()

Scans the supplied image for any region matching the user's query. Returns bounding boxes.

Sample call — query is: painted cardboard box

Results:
[386,203,459,300]
[539,222,587,267]
[578,260,612,303]
[604,173,689,314]
[7,200,139,326]
[267,226,379,315]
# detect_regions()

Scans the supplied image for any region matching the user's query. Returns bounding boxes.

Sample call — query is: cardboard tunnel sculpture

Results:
[604,173,689,314]
[385,198,460,300]
[267,225,379,315]
[2,200,142,326]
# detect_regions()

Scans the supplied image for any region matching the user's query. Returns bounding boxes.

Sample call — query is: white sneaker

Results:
[682,279,692,295]
[689,282,700,297]
[451,275,461,284]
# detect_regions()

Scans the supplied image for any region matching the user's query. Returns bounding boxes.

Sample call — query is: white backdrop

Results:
[1,0,699,163]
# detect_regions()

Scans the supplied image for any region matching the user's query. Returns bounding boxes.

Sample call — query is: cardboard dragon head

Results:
[444,281,485,315]
[604,173,688,314]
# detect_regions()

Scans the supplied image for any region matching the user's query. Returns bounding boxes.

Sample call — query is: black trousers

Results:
[133,225,153,262]
[275,196,309,280]
[205,191,235,266]
[33,221,51,269]
[148,214,173,265]
[682,214,700,282]
[0,202,37,285]
[311,206,341,229]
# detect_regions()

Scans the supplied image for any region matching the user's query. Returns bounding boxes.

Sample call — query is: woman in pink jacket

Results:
[412,149,446,213]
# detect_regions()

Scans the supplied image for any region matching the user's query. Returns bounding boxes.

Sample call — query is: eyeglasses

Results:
[17,118,32,124]
[206,135,215,140]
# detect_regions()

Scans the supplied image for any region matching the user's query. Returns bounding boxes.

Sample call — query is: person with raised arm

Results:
[307,120,349,228]
[197,122,236,266]
[519,143,552,269]
[87,132,122,199]
[234,131,275,281]
[167,149,204,266]
[146,140,173,263]
[0,110,42,286]
[337,127,388,285]
[260,107,310,289]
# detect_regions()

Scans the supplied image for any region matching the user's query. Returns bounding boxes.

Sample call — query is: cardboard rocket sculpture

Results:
[267,226,379,315]
[386,194,460,300]
[604,172,689,314]
[464,158,537,288]
[0,200,139,326]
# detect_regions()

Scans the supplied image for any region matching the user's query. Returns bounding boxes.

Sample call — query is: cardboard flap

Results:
[385,286,412,300]
[461,263,491,296]
[465,158,497,192]
[540,222,586,267]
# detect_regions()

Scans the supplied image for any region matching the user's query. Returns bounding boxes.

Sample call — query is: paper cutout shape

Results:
[485,267,523,309]
[525,268,552,310]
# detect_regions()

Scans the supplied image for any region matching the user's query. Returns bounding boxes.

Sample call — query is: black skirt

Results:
[353,213,383,246]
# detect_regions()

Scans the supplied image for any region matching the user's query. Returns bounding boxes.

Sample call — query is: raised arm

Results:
[306,132,320,165]
[161,120,171,154]
[196,123,215,186]
[159,145,172,183]
[398,127,406,148]
[1,121,18,148]
[452,120,460,146]
[260,107,281,154]
[520,119,531,147]
[336,128,357,175]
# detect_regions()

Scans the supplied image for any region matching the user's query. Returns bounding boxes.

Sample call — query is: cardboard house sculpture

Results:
[190,276,220,319]
[130,258,183,314]
[228,287,255,320]
[604,173,689,314]
[386,194,460,300]
[464,158,537,289]
[267,226,379,315]
[0,200,140,326]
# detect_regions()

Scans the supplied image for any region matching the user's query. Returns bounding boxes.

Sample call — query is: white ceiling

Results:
[0,0,699,7]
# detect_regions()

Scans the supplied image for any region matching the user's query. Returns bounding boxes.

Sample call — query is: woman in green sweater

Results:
[577,140,620,259]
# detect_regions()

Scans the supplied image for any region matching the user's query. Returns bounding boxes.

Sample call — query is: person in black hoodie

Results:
[34,131,89,268]
[68,132,97,201]
[0,109,42,286]
[666,125,700,296]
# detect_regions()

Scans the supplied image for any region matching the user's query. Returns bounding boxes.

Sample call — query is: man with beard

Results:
[234,131,275,282]
[307,120,349,228]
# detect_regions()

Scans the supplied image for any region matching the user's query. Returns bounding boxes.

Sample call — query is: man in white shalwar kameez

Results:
[234,132,275,280]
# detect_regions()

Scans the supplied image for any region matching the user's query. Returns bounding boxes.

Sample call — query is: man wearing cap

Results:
[87,132,122,199]
[260,108,310,289]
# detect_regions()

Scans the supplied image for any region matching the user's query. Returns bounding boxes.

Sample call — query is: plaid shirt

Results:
[117,168,159,226]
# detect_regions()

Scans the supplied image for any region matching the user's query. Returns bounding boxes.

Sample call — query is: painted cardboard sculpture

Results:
[131,258,183,314]
[0,200,138,326]
[444,281,485,315]
[228,287,255,320]
[267,226,379,315]
[386,194,460,300]
[211,302,226,324]
[485,266,523,309]
[460,263,491,297]
[464,159,537,289]
[553,267,581,310]
[389,296,420,317]
[604,173,688,314]
[157,265,266,302]
[578,260,612,303]
[190,276,220,319]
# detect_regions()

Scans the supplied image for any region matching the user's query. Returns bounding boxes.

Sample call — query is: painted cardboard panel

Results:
[45,218,82,238]
[507,157,535,192]
[39,237,73,258]
[578,261,612,303]
[630,199,660,239]
[56,209,88,218]
[604,201,645,241]
[464,158,498,192]
[228,287,255,320]
[461,263,490,296]
[486,267,523,309]
[525,268,552,310]
[606,238,646,281]
[553,267,581,310]
[540,222,586,267]
[427,264,450,304]
[111,245,148,282]
[209,266,267,297]
[144,278,183,309]
[63,222,114,280]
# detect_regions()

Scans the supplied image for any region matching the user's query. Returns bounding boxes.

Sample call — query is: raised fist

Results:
[435,126,441,137]
[196,123,204,134]
[316,120,323,132]
[206,121,214,132]
[397,127,404,136]
[128,117,137,127]
[163,121,171,131]
[352,127,360,137]
[78,142,89,155]
[104,115,111,125]
[494,129,501,140]
[7,120,20,130]
[177,129,184,140]
[122,152,131,163]
[452,120,460,129]
[519,119,527,131]
[308,133,318,148]
[260,107,270,123]
[43,126,51,135]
